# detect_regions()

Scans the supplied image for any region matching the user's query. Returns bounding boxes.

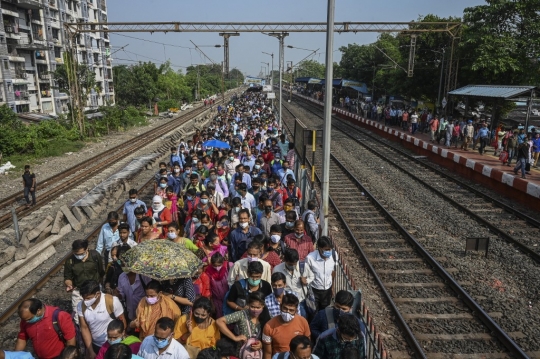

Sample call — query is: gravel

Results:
[284,100,540,354]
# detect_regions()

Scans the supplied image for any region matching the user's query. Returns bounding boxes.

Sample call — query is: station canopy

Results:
[295,77,323,84]
[449,85,538,99]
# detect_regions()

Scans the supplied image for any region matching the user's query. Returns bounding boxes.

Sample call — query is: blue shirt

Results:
[96,223,120,254]
[228,226,262,262]
[277,168,296,185]
[532,138,540,152]
[123,199,147,233]
[476,127,489,139]
[168,174,184,194]
[4,352,34,359]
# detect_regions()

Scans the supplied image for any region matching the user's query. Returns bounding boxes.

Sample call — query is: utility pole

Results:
[437,48,445,114]
[267,33,289,128]
[287,60,293,102]
[219,33,240,78]
[321,0,335,237]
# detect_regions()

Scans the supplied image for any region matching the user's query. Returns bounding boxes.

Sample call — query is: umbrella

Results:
[122,240,202,280]
[203,139,230,149]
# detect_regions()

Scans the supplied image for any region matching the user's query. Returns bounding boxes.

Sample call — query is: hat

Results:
[468,120,473,123]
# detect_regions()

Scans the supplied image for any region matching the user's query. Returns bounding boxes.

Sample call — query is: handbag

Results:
[238,311,262,359]
[299,264,317,315]
[499,151,508,163]
[526,162,531,172]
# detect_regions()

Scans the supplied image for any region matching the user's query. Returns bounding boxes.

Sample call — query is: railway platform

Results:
[296,94,540,211]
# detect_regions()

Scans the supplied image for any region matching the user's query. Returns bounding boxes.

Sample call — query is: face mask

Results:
[240,222,249,229]
[249,308,263,317]
[130,198,137,203]
[212,243,221,249]
[213,265,223,271]
[153,336,170,349]
[174,168,180,173]
[187,196,193,201]
[210,174,217,180]
[108,338,122,345]
[322,250,332,259]
[248,278,261,286]
[218,170,224,175]
[200,199,209,205]
[264,206,273,214]
[247,256,259,263]
[286,221,294,228]
[185,169,191,174]
[74,252,86,260]
[84,295,98,307]
[267,187,274,193]
[26,313,44,324]
[273,287,285,296]
[109,221,118,227]
[146,296,159,305]
[270,234,281,243]
[193,160,198,164]
[193,315,206,324]
[280,311,294,322]
[285,263,295,271]
[192,218,200,224]
[160,183,167,189]
[295,233,304,239]
[229,156,234,161]
[167,232,177,240]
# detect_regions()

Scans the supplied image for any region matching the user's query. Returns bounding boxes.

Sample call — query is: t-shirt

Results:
[77,294,124,346]
[227,279,272,307]
[410,114,418,123]
[173,314,220,349]
[262,315,311,355]
[22,172,35,187]
[18,306,75,359]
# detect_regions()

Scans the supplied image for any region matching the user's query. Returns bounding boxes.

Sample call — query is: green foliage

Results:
[295,60,326,79]
[157,99,181,112]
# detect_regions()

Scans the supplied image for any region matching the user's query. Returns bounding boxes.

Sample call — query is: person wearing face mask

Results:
[266,178,283,213]
[183,188,200,222]
[228,240,272,286]
[78,280,126,359]
[15,298,76,359]
[309,290,355,341]
[283,220,313,263]
[257,198,281,238]
[277,161,296,187]
[96,212,121,265]
[204,168,229,198]
[22,164,36,208]
[174,297,220,356]
[168,162,185,196]
[226,261,272,314]
[305,237,337,312]
[64,239,105,322]
[224,150,240,176]
[248,177,265,205]
[235,183,256,214]
[196,191,219,223]
[262,294,310,359]
[204,253,230,318]
[216,292,271,356]
[265,273,301,318]
[123,189,147,235]
[137,317,189,359]
[145,196,172,237]
[197,233,228,264]
[301,200,319,243]
[313,314,365,359]
[216,165,232,187]
[156,177,169,198]
[271,335,319,359]
[184,209,203,240]
[166,222,198,252]
[104,224,136,294]
[95,320,141,359]
[131,281,181,340]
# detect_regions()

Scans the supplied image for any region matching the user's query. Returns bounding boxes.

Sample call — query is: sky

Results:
[107,0,485,78]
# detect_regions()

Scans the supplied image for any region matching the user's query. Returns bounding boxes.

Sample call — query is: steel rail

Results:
[282,99,528,358]
[0,177,155,324]
[292,95,540,263]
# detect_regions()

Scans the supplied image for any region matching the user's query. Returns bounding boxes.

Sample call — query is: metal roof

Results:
[448,85,537,99]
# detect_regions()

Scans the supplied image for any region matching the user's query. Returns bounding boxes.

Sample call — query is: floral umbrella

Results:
[122,240,202,280]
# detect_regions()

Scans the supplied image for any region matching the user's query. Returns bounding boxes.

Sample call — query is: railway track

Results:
[289,95,540,263]
[0,175,155,325]
[281,102,530,358]
[0,102,221,230]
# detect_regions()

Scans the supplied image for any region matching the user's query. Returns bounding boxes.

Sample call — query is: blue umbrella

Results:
[203,139,231,149]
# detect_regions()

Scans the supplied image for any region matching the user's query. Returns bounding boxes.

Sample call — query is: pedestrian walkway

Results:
[296,94,540,209]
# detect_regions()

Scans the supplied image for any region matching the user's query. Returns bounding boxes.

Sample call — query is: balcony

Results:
[15,91,30,100]
[100,2,106,11]
[40,90,52,97]
[55,57,63,63]
[16,71,29,79]
[16,0,44,9]
[39,73,51,81]
[4,26,14,33]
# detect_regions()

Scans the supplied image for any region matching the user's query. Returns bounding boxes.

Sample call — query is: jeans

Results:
[479,137,489,154]
[24,186,36,205]
[445,133,452,147]
[507,148,516,164]
[411,123,418,134]
[514,158,527,177]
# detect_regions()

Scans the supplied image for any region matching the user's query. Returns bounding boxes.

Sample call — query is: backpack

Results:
[222,279,248,316]
[52,308,85,356]
[81,293,116,319]
[238,311,263,359]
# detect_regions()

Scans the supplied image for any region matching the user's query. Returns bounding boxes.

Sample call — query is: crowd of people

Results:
[6,91,367,359]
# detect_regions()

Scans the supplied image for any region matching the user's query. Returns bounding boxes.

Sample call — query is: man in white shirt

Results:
[228,241,272,286]
[235,183,256,212]
[138,317,189,359]
[305,237,337,311]
[78,280,126,357]
[224,150,240,176]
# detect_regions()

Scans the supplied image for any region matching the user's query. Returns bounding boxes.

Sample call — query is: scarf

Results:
[151,195,165,213]
[205,260,230,281]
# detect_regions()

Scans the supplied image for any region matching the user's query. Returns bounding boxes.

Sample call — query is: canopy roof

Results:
[449,85,537,99]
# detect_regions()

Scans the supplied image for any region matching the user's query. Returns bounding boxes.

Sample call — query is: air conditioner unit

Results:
[21,73,28,78]
[5,26,14,33]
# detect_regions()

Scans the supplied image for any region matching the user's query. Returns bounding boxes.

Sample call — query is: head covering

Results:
[468,120,473,123]
[152,195,165,213]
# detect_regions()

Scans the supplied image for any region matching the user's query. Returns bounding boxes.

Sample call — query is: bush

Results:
[157,99,180,112]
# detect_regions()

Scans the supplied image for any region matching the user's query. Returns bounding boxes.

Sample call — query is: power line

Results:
[112,33,194,49]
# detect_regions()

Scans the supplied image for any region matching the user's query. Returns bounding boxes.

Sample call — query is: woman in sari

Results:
[196,233,228,265]
[164,186,180,225]
[166,222,198,252]
[204,253,231,318]
[130,280,181,339]
[136,216,161,243]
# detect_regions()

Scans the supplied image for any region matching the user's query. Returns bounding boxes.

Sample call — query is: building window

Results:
[3,60,8,70]
[42,101,53,112]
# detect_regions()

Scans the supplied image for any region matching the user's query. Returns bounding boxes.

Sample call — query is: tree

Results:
[295,60,326,79]
[461,0,540,85]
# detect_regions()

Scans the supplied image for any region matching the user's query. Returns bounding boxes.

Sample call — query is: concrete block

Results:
[0,246,56,296]
[60,205,81,231]
[19,231,29,250]
[14,247,28,261]
[82,206,97,220]
[91,205,102,215]
[35,225,52,244]
[71,206,87,226]
[51,211,64,234]
[59,224,72,237]
[0,246,16,266]
[27,215,54,241]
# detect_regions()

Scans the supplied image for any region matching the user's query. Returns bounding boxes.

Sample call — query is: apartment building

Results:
[0,0,113,116]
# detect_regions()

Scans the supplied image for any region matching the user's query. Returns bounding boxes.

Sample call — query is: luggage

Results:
[499,151,509,163]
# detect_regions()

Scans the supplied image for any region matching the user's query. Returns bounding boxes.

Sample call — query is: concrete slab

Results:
[60,205,81,231]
